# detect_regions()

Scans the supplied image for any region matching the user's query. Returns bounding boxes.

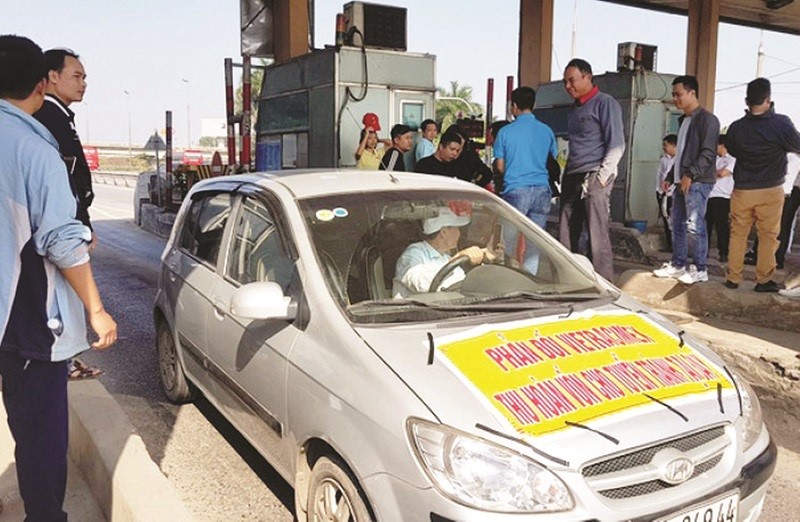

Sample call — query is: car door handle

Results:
[212,300,227,320]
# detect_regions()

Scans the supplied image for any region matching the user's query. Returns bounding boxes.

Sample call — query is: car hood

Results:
[354,305,743,469]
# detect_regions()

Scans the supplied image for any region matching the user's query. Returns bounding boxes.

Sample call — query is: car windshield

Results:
[298,189,606,324]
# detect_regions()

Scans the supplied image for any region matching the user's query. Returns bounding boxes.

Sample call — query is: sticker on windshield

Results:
[434,312,734,436]
[333,207,349,218]
[315,209,335,222]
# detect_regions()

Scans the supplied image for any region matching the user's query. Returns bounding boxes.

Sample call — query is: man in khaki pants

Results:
[725,78,800,292]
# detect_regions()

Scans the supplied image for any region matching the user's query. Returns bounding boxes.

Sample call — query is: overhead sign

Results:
[435,312,733,436]
[83,146,99,171]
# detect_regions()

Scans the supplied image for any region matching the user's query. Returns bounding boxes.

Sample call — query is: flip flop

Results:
[68,359,103,380]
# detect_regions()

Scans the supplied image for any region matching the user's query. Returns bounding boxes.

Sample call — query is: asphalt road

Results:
[81,184,294,521]
[81,183,799,521]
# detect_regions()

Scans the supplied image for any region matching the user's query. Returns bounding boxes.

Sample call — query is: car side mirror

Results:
[230,281,297,321]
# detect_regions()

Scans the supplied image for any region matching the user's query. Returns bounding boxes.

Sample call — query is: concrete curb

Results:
[617,268,800,334]
[68,380,192,521]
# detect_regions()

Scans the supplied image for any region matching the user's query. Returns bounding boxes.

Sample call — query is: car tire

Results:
[307,455,372,522]
[156,320,197,403]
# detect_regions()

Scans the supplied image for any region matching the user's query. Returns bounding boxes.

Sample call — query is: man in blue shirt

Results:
[493,86,557,273]
[0,35,117,521]
[415,119,438,162]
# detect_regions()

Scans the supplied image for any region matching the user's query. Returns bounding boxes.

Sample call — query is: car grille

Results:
[582,426,729,500]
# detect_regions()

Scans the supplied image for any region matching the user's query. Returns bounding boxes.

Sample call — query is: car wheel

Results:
[307,456,372,522]
[156,320,197,403]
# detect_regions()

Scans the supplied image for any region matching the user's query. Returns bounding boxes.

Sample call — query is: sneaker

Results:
[754,280,783,293]
[677,265,708,285]
[653,262,685,279]
[778,286,800,299]
[724,280,739,289]
[744,254,757,266]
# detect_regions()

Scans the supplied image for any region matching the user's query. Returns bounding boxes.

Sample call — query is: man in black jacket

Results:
[34,48,94,236]
[653,76,719,285]
[725,78,800,292]
[34,48,103,380]
[414,132,462,177]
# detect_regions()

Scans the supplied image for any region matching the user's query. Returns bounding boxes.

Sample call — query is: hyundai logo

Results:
[662,457,695,484]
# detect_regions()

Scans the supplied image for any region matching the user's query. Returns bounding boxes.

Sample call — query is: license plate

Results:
[658,491,739,522]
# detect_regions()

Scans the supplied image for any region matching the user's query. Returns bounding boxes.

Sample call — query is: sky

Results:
[4,0,800,147]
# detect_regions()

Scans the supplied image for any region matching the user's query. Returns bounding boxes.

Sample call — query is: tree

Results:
[435,81,484,133]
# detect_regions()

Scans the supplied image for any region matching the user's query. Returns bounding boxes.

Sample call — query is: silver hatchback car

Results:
[154,170,775,521]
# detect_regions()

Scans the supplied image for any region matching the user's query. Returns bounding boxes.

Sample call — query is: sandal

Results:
[68,358,103,380]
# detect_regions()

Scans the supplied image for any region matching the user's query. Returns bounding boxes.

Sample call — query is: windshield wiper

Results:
[471,290,610,303]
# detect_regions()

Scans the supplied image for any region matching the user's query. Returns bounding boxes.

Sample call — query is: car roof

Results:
[197,169,486,199]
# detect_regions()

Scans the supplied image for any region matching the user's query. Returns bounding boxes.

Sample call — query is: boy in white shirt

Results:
[656,134,677,252]
[706,135,735,262]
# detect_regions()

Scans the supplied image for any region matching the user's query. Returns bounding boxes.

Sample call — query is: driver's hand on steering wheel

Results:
[456,245,497,265]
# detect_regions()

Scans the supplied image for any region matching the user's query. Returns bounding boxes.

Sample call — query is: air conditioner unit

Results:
[617,42,658,72]
[343,1,407,51]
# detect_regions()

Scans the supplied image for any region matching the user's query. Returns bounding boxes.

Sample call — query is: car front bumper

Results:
[362,437,777,521]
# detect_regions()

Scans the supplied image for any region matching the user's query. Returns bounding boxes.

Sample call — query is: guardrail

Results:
[92,171,139,188]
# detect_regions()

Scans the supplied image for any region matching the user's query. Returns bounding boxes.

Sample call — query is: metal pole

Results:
[224,58,237,166]
[124,90,132,166]
[485,78,494,167]
[505,76,514,121]
[182,78,191,148]
[166,111,173,209]
[242,55,252,172]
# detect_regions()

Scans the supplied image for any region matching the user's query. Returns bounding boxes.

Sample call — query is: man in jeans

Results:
[654,75,720,284]
[493,86,557,273]
[725,78,800,292]
[560,59,625,281]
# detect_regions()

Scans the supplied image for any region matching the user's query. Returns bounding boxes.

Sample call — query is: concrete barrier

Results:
[617,268,800,334]
[92,171,139,188]
[68,381,192,521]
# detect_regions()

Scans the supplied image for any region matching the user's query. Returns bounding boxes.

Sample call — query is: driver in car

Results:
[393,207,501,298]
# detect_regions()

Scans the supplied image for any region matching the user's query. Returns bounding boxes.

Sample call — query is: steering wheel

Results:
[429,255,472,293]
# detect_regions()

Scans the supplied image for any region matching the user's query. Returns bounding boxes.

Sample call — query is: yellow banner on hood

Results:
[437,313,732,436]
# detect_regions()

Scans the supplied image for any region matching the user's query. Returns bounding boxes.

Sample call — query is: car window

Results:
[226,196,294,291]
[298,190,606,323]
[178,193,232,266]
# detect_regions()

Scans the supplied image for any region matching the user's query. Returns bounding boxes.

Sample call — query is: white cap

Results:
[423,207,471,235]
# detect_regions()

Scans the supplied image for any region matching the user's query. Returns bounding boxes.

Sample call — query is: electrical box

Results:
[344,1,407,51]
[617,42,657,72]
[256,47,434,169]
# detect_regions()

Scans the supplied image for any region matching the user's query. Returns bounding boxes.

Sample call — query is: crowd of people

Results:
[357,60,800,299]
[653,76,800,296]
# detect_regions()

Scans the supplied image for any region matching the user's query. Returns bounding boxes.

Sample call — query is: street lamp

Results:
[123,89,132,165]
[181,78,191,148]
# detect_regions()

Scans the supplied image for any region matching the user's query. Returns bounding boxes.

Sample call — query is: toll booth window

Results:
[178,193,232,266]
[226,197,293,292]
[259,92,309,133]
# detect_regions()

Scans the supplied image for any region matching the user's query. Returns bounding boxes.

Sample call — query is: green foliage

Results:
[435,81,484,133]
[234,64,265,122]
[198,136,218,147]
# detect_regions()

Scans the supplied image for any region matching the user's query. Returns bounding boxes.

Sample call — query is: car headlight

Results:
[407,418,574,513]
[731,372,764,451]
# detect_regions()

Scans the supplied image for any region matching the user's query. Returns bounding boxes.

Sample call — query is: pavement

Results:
[1,380,191,522]
[1,217,797,520]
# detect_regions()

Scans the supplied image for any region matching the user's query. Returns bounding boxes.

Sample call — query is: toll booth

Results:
[256,46,436,169]
[534,70,682,226]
